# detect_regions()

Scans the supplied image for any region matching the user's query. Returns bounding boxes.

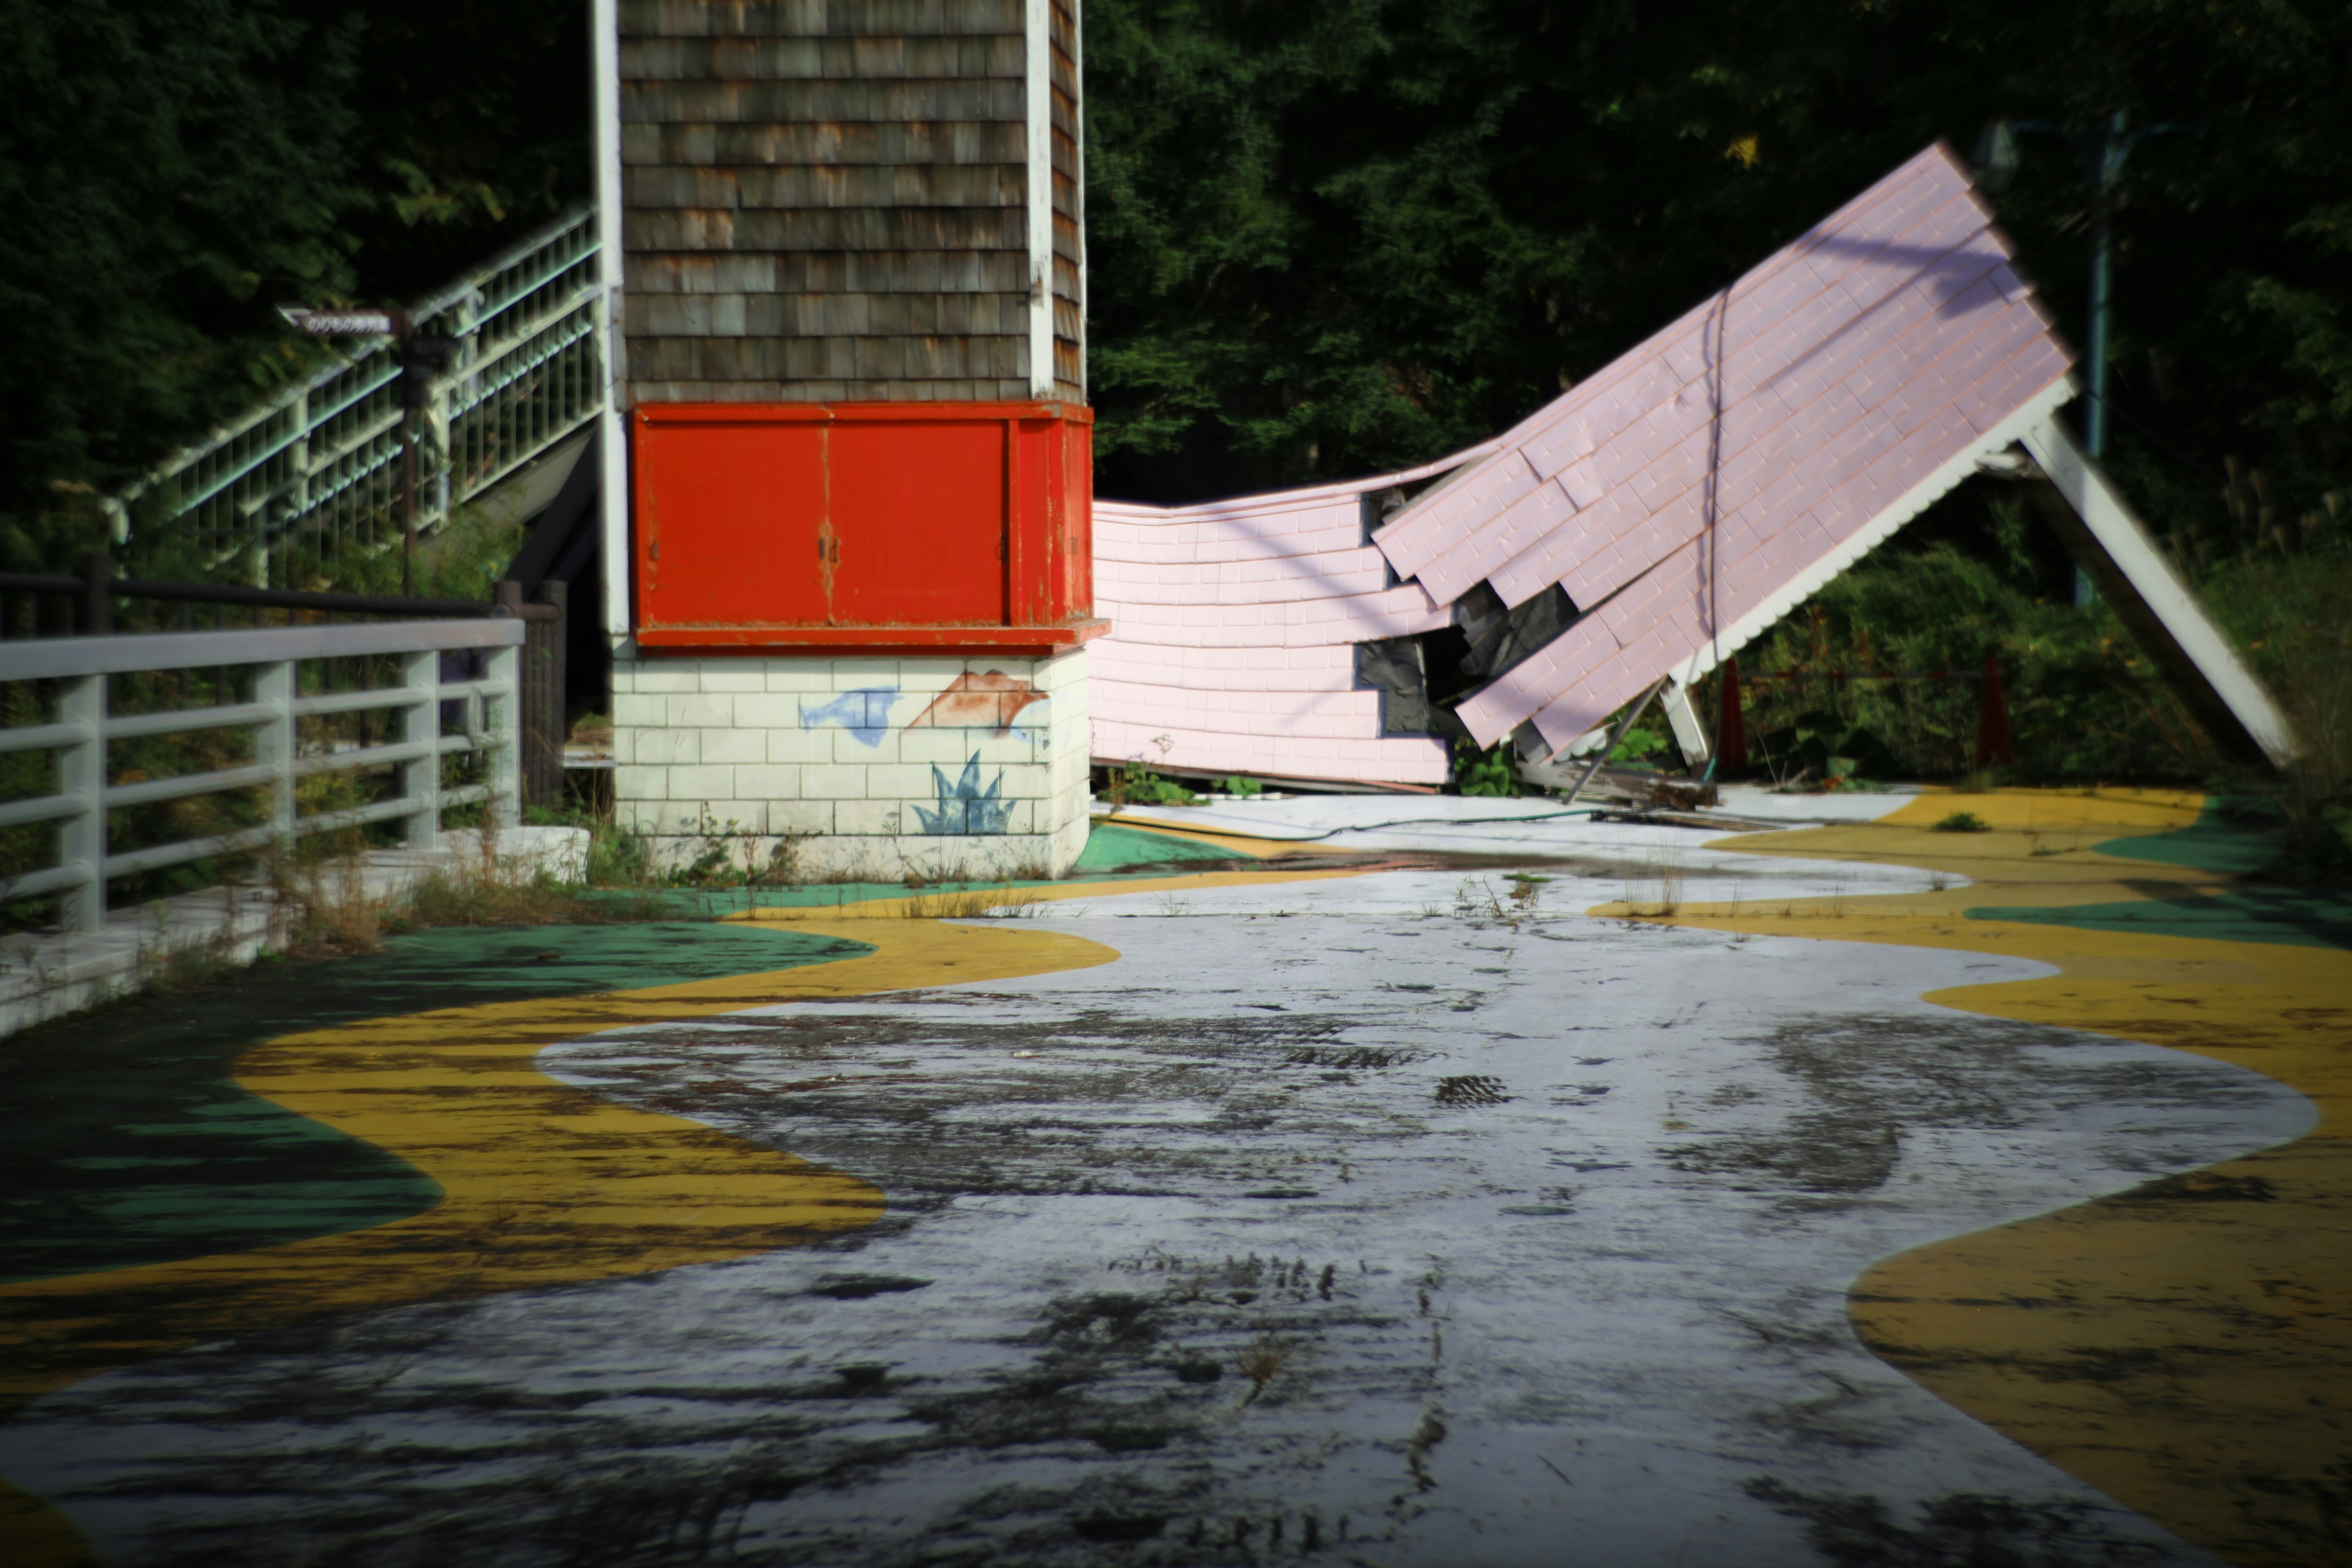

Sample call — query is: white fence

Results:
[108,207,603,586]
[0,620,524,932]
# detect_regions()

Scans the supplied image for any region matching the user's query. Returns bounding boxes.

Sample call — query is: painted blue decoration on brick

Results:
[915,753,1013,835]
[803,687,898,747]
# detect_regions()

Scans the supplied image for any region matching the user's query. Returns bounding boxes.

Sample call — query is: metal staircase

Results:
[105,207,606,587]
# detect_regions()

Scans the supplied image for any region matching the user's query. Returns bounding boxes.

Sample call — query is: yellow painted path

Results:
[1,864,1361,1566]
[1617,790,2352,1567]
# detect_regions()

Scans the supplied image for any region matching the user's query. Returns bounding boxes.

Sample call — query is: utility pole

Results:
[1978,113,2198,603]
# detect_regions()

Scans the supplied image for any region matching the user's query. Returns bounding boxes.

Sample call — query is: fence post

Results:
[538,579,568,805]
[484,641,523,829]
[254,658,297,841]
[78,554,113,636]
[57,673,105,932]
[401,649,440,850]
[500,579,568,807]
[1975,655,2016,767]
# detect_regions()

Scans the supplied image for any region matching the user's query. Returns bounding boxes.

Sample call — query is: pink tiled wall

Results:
[1091,489,1451,783]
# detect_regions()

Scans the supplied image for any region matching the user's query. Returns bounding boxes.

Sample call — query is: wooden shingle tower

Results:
[595,0,1100,877]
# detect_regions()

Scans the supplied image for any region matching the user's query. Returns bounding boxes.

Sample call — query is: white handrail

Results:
[0,619,525,930]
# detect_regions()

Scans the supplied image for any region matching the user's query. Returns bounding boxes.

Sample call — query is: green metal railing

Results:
[108,206,604,587]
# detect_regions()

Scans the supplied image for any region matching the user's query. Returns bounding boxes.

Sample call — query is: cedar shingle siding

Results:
[619,0,1085,405]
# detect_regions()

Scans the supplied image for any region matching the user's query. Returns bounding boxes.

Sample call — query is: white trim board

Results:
[1660,376,2076,695]
[1025,0,1055,399]
[591,0,630,639]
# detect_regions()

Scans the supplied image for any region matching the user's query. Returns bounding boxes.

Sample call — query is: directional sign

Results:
[279,307,408,337]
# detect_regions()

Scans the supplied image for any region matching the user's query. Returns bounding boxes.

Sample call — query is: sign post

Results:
[279,307,457,594]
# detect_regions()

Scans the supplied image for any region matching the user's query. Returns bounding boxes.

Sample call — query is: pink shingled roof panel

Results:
[1384,142,2071,749]
[1092,491,1451,784]
[1090,143,2071,780]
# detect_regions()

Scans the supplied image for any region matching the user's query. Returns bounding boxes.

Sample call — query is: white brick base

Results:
[612,647,1091,880]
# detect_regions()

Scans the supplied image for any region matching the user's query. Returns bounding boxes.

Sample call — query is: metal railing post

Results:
[484,641,522,829]
[534,579,568,806]
[78,554,113,636]
[254,658,297,841]
[57,673,105,932]
[289,388,311,520]
[400,648,440,849]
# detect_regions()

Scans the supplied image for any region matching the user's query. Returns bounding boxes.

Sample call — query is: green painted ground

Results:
[2095,799,2280,876]
[0,924,870,1286]
[1965,891,2352,951]
[1976,801,2352,949]
[1071,822,1243,870]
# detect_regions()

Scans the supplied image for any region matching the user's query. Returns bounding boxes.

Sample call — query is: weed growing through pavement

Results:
[678,802,810,890]
[270,848,391,955]
[1406,1409,1450,1491]
[1621,850,1686,917]
[900,886,1047,919]
[1233,1325,1294,1404]
[1931,811,1990,834]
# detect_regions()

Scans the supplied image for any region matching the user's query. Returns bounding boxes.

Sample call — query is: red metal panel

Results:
[633,415,829,627]
[631,402,1102,652]
[828,417,1008,627]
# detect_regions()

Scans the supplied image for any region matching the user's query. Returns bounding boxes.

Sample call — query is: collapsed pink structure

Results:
[1093,457,1472,786]
[1091,143,2292,783]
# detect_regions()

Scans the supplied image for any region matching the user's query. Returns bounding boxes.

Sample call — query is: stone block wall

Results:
[611,647,1090,880]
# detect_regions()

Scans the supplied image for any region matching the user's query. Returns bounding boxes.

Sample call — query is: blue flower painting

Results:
[915,753,1014,835]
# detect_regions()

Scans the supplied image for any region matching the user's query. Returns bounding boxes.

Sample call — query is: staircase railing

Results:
[107,206,605,588]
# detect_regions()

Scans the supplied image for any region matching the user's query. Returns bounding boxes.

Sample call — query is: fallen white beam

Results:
[2019,418,2299,768]
[1661,681,1712,771]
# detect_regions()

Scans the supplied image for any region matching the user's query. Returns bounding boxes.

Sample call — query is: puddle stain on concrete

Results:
[1640,788,2352,1568]
[1659,1012,2282,1201]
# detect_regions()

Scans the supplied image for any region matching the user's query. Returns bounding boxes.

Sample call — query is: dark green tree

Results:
[0,0,364,557]
[0,0,589,565]
[287,0,591,296]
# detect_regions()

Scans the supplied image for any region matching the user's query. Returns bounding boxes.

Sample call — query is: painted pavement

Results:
[0,796,2343,1565]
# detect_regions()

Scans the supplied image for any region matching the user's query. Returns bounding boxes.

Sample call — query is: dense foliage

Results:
[1085,0,2350,530]
[0,0,586,561]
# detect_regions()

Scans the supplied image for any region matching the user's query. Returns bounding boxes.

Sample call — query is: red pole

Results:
[1719,658,1747,772]
[1975,655,2015,767]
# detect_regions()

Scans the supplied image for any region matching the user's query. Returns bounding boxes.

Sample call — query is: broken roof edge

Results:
[1370,141,1983,568]
[1655,379,2077,699]
[1491,375,2076,755]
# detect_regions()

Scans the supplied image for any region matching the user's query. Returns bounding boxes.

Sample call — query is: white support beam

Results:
[2019,417,2299,768]
[1660,680,1712,772]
